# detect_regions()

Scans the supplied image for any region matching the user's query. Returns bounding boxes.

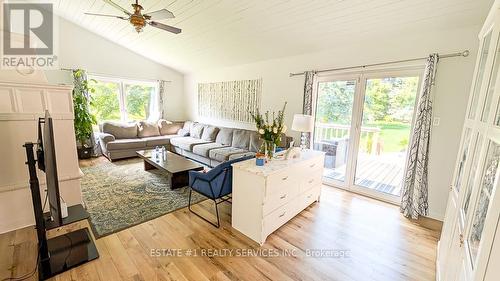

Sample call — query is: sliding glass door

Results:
[313,77,357,186]
[313,70,421,203]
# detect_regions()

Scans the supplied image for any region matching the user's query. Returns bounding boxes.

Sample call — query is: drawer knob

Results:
[282,176,288,181]
[307,194,312,198]
[308,179,314,184]
[279,212,286,218]
[310,163,316,168]
[280,194,287,199]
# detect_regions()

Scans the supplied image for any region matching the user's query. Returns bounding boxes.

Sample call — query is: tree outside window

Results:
[88,76,159,127]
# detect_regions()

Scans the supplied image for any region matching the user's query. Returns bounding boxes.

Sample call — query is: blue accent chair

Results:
[188,155,254,227]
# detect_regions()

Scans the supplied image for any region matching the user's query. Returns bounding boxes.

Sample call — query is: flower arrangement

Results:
[250,102,287,159]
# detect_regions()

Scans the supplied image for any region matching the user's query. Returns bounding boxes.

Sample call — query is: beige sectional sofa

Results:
[97,120,183,161]
[97,120,291,166]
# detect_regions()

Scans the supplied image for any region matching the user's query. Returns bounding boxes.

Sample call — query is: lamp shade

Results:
[291,114,314,132]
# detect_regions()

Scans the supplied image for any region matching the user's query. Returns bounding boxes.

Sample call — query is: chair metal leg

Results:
[188,188,221,228]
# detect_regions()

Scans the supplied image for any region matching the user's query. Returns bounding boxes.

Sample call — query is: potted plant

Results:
[250,102,288,160]
[72,69,97,159]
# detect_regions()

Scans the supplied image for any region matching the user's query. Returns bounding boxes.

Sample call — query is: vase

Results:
[264,140,276,160]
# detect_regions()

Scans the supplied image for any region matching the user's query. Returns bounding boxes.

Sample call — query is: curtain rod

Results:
[59,68,172,82]
[289,50,470,77]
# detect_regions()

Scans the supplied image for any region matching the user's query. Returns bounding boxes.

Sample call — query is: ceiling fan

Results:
[85,0,181,34]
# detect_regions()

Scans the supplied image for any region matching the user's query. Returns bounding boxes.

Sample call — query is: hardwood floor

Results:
[0,164,440,281]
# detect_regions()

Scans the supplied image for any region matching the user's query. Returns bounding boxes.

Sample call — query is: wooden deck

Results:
[324,154,405,196]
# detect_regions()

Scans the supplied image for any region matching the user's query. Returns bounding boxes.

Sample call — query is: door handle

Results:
[282,176,288,181]
[279,212,286,218]
[280,194,287,199]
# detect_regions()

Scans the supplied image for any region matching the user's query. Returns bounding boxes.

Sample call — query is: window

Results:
[89,75,159,125]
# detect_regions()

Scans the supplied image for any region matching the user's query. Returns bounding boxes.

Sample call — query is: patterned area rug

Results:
[80,158,206,238]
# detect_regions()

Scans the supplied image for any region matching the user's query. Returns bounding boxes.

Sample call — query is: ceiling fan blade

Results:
[84,12,128,20]
[144,9,175,20]
[148,21,181,34]
[103,0,132,16]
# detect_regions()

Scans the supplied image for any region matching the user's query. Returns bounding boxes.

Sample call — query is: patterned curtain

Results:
[302,71,316,147]
[158,80,167,119]
[400,54,439,219]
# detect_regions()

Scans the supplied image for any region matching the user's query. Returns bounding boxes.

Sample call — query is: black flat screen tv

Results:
[39,110,63,225]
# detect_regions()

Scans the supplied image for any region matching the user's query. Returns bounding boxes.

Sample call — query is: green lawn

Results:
[361,121,411,153]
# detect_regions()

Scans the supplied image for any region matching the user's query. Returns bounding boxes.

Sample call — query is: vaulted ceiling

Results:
[51,0,492,73]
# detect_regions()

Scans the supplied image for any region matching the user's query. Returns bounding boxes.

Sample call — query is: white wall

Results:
[185,25,480,220]
[44,17,187,121]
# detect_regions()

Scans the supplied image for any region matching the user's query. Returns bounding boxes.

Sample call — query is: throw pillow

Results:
[215,128,233,146]
[232,130,250,149]
[138,121,160,138]
[177,128,190,136]
[191,123,205,139]
[201,126,220,141]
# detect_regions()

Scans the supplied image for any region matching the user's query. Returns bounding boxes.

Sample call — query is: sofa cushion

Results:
[158,120,183,135]
[138,121,160,138]
[142,135,178,147]
[209,147,248,162]
[215,128,233,146]
[192,142,228,157]
[190,123,204,139]
[249,131,262,152]
[106,139,146,150]
[101,122,138,139]
[232,130,251,149]
[183,121,194,131]
[228,151,256,160]
[170,137,211,151]
[201,126,220,141]
[177,128,190,136]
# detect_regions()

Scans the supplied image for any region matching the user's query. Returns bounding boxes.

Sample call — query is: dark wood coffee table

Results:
[136,150,204,189]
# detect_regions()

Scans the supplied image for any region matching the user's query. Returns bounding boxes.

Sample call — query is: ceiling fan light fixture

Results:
[87,0,180,34]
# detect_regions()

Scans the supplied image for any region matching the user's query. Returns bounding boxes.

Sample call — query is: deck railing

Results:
[314,122,381,154]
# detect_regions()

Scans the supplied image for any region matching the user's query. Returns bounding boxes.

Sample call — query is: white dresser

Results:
[231,150,325,245]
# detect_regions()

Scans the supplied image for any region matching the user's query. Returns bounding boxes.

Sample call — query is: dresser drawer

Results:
[263,199,297,236]
[299,169,323,193]
[299,186,321,211]
[263,184,298,215]
[299,157,323,174]
[266,168,299,196]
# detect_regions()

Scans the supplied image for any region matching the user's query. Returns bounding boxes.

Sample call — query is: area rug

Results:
[80,158,206,238]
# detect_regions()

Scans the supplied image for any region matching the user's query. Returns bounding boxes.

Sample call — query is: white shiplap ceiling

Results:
[51,0,492,73]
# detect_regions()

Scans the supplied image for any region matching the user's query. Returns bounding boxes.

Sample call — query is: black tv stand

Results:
[24,142,99,280]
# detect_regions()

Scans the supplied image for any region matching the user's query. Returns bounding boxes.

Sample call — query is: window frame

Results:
[88,74,159,123]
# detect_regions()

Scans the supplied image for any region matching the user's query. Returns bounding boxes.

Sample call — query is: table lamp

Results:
[291,114,314,150]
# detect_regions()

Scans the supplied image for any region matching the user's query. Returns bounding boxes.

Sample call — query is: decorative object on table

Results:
[284,147,301,160]
[72,69,97,159]
[250,102,288,160]
[292,114,314,150]
[255,153,265,166]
